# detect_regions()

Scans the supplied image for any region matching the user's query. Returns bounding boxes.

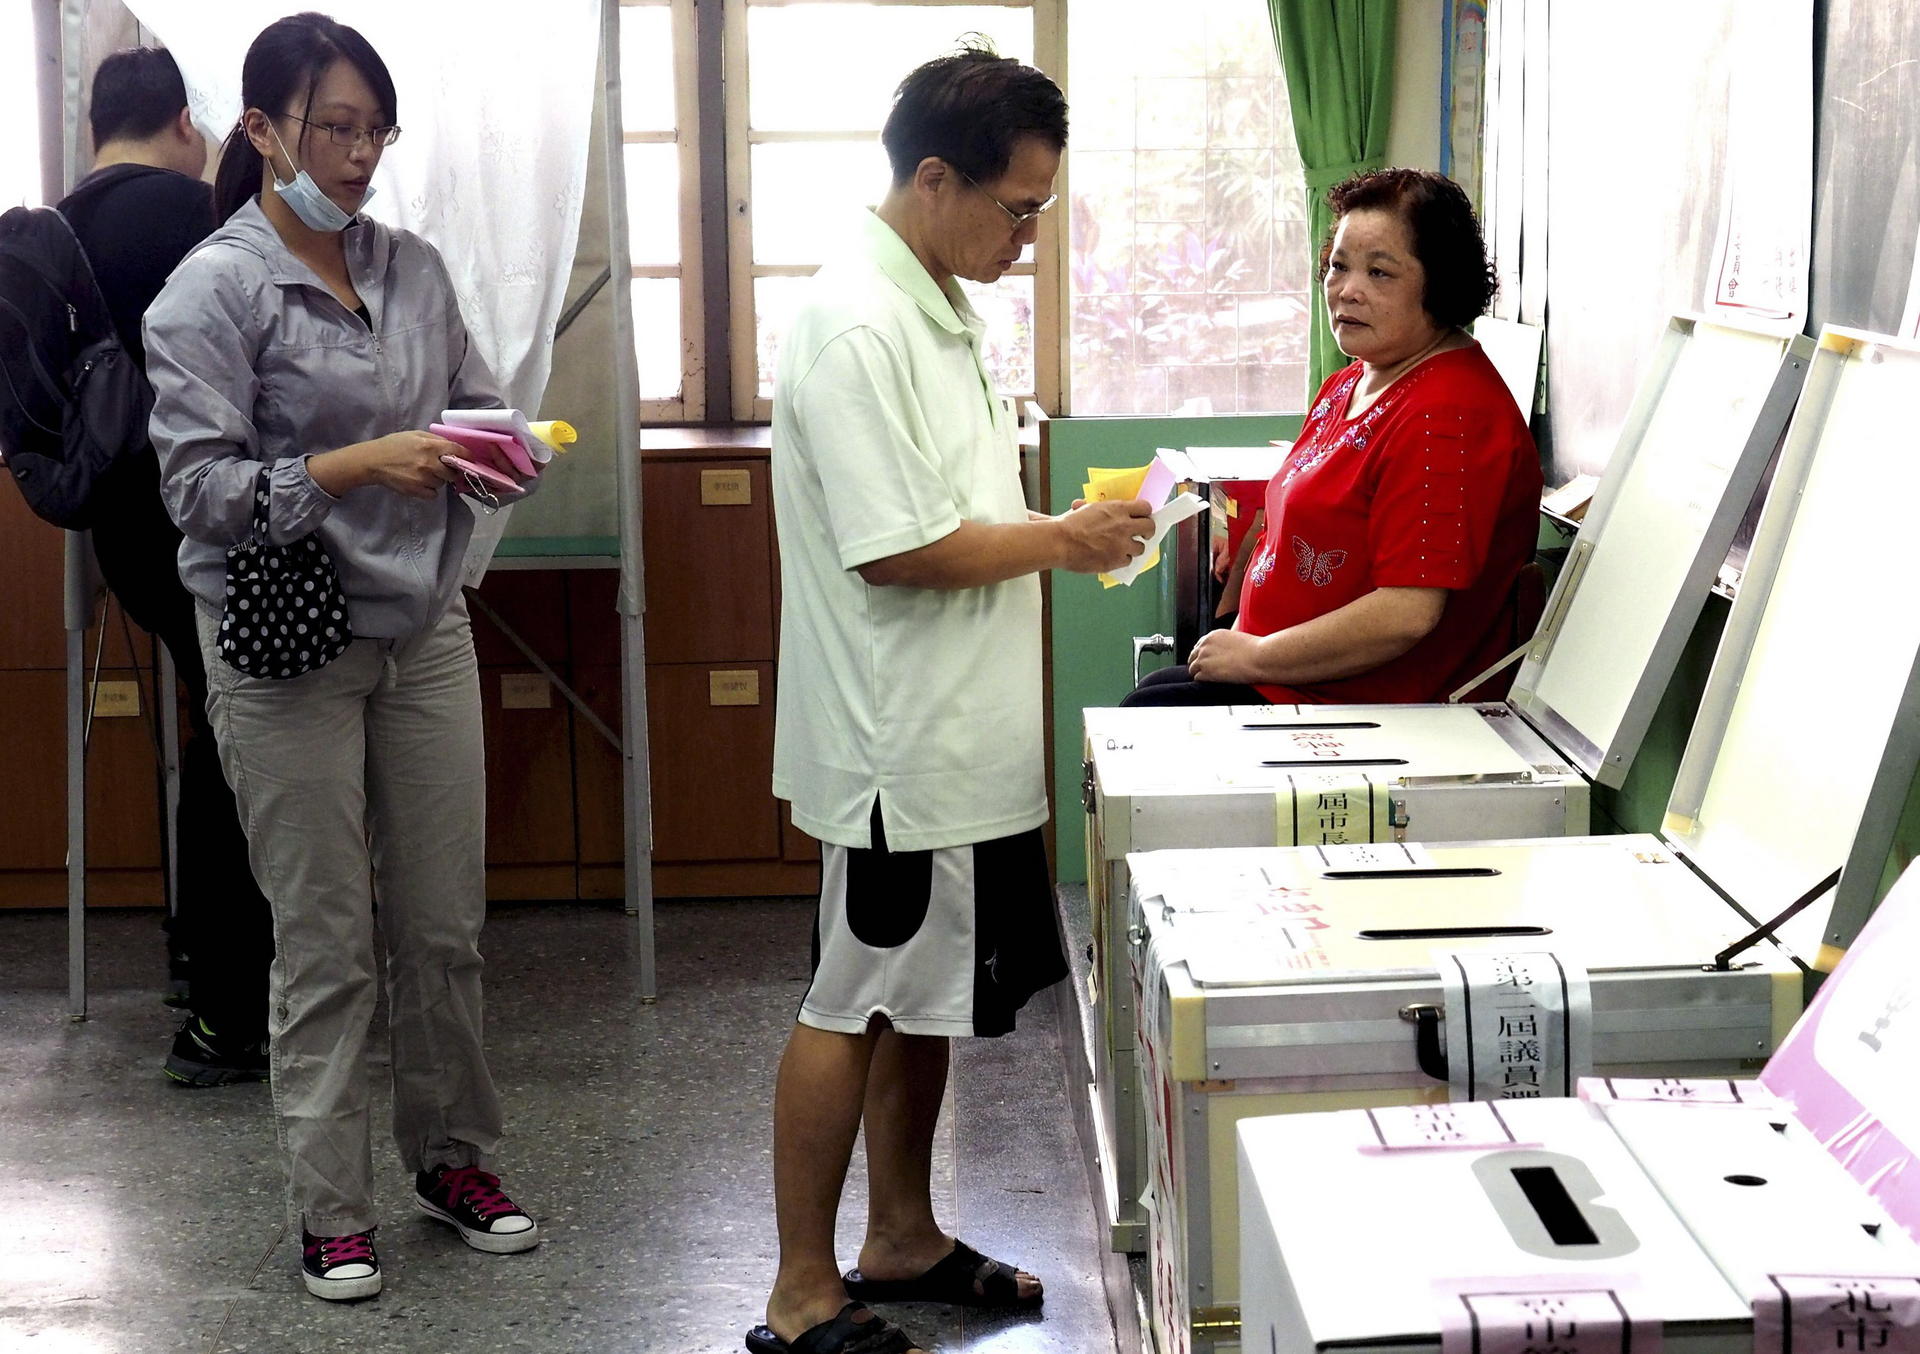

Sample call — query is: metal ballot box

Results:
[1081,314,1813,1252]
[1126,324,1920,1354]
[1131,839,1803,1354]
[1238,851,1920,1354]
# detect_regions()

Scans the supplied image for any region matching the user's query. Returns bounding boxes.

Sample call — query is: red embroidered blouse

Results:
[1235,343,1542,704]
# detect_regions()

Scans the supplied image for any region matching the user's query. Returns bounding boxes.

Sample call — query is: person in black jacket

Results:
[61,46,273,1086]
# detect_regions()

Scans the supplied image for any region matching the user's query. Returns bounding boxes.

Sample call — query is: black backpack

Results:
[0,197,155,530]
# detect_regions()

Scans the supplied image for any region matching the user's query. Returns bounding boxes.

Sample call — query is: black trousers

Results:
[88,453,273,1042]
[1119,663,1265,707]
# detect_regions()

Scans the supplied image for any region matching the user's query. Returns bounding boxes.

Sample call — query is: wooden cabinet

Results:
[0,428,822,908]
[627,428,818,898]
[0,484,172,908]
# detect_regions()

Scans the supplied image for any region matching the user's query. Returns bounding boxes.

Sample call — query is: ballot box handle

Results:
[1400,1002,1449,1082]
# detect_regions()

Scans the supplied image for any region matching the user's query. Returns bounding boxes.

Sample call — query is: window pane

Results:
[749,141,890,265]
[1067,0,1308,415]
[747,5,1035,131]
[618,5,676,132]
[631,276,683,403]
[754,275,816,402]
[623,142,680,267]
[957,274,1036,398]
[1,3,40,208]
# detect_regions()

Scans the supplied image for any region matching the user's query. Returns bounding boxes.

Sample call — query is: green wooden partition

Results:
[1047,414,1303,883]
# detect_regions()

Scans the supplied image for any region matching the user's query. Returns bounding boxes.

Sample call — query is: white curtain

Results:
[118,0,602,572]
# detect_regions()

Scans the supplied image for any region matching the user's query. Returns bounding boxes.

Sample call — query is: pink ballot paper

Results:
[1760,860,1920,1241]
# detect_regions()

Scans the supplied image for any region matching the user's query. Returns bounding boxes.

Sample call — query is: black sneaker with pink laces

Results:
[413,1165,541,1254]
[301,1227,381,1300]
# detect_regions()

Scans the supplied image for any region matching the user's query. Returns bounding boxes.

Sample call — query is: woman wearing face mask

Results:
[144,12,537,1301]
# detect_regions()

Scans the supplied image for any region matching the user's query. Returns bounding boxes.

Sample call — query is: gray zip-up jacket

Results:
[144,198,505,643]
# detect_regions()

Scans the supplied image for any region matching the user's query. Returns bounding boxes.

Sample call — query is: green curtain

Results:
[1267,0,1399,396]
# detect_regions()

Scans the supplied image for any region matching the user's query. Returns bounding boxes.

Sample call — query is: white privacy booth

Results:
[52,0,660,1014]
[1081,314,1812,1252]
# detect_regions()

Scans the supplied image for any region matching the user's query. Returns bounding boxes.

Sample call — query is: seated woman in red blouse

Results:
[1123,167,1542,707]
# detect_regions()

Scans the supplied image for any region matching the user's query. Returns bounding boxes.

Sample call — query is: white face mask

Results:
[265,122,373,231]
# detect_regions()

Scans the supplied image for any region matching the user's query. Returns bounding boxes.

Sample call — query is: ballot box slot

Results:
[1359,925,1550,941]
[1322,866,1503,881]
[1239,721,1383,731]
[1511,1166,1602,1245]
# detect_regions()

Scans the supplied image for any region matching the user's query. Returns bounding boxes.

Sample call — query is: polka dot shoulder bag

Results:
[219,465,352,678]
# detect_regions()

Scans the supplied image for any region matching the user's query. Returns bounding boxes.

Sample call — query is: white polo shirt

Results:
[771,211,1045,852]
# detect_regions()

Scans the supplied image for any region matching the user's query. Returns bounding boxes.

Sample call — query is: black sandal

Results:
[744,1302,921,1354]
[842,1238,1043,1309]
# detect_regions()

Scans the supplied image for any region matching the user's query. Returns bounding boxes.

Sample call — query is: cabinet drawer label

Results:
[700,469,752,505]
[500,673,552,709]
[709,670,761,706]
[90,680,141,718]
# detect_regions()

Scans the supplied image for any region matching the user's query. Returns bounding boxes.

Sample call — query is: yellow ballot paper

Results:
[526,419,577,453]
[1082,465,1150,503]
[1084,456,1199,587]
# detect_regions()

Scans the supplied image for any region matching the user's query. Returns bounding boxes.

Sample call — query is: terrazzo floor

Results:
[0,898,1119,1354]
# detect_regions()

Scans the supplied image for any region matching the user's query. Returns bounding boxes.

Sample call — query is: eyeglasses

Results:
[956,167,1057,227]
[284,113,402,149]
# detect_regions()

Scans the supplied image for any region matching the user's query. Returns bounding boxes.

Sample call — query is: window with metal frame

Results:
[622,0,1308,423]
[1066,0,1311,416]
[619,0,704,422]
[722,0,1058,422]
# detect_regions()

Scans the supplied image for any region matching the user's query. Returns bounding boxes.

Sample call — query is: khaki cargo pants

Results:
[196,592,503,1234]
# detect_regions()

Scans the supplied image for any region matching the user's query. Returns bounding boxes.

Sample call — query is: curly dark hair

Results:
[1317,168,1497,328]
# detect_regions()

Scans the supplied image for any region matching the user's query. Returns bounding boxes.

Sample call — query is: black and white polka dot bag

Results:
[219,465,352,679]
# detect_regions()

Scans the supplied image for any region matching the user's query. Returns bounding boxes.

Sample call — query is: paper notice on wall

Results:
[1440,951,1593,1102]
[1754,1276,1920,1354]
[1705,0,1813,326]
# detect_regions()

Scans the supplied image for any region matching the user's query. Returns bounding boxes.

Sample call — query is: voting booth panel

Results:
[1080,315,1812,1252]
[1237,855,1920,1354]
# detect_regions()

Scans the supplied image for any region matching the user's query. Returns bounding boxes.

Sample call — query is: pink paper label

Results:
[1755,1275,1920,1354]
[1441,1288,1650,1354]
[1578,1077,1779,1108]
[1361,1102,1536,1153]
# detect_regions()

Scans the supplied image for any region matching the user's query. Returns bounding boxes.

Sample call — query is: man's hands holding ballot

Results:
[1053,497,1154,573]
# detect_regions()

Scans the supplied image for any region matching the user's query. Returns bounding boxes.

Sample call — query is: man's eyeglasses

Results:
[284,113,402,149]
[957,167,1057,227]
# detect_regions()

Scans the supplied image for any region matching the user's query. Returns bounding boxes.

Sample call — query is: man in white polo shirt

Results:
[748,44,1152,1354]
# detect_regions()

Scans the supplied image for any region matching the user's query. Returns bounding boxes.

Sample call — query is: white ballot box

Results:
[1082,315,1813,1251]
[1128,326,1920,1354]
[1239,850,1920,1354]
